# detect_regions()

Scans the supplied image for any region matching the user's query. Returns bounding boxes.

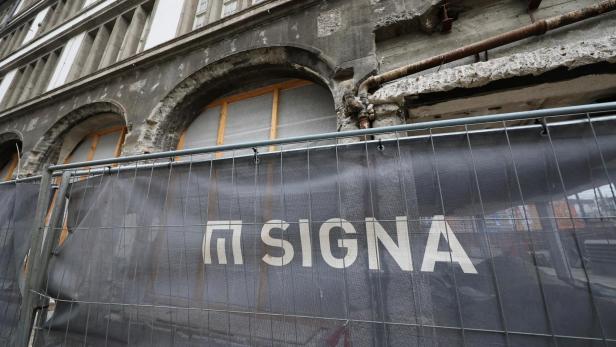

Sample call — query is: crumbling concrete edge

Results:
[370,35,616,106]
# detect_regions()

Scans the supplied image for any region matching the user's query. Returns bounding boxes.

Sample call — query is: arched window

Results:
[0,140,21,181]
[53,119,125,247]
[56,113,126,164]
[178,79,336,156]
[62,126,126,164]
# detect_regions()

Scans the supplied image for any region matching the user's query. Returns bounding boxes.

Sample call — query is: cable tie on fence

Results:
[537,118,548,136]
[252,147,260,165]
[377,138,385,151]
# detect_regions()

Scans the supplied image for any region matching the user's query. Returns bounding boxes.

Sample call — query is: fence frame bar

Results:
[6,100,616,345]
[48,101,616,171]
[14,170,70,347]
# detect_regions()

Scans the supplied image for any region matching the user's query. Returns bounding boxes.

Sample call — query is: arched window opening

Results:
[56,114,126,164]
[178,79,336,156]
[0,140,21,181]
[62,126,126,164]
[53,119,125,248]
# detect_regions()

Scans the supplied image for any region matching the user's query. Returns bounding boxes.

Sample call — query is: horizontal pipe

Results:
[358,0,616,97]
[48,101,616,171]
[0,174,42,185]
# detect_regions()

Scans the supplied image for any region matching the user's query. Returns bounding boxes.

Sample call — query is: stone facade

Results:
[0,0,614,176]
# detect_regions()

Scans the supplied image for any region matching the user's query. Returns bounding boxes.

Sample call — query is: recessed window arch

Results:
[0,139,22,181]
[57,113,127,164]
[50,113,126,248]
[178,79,337,156]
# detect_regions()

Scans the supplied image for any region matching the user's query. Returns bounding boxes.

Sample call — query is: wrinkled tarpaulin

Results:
[0,182,40,345]
[29,120,616,346]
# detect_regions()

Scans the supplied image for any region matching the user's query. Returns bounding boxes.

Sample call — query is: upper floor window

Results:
[178,79,337,157]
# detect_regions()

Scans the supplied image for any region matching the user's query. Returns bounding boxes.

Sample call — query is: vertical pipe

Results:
[80,24,110,76]
[98,15,128,68]
[118,6,146,60]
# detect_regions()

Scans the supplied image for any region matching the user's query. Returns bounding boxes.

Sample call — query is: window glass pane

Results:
[184,106,220,149]
[277,83,336,147]
[225,92,273,155]
[67,137,92,163]
[183,106,220,160]
[92,130,121,161]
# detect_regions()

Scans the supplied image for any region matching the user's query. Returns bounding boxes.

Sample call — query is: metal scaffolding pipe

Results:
[358,0,616,98]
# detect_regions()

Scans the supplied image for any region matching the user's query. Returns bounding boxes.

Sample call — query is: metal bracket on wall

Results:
[440,2,454,33]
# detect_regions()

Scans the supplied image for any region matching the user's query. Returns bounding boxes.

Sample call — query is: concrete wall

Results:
[0,0,614,176]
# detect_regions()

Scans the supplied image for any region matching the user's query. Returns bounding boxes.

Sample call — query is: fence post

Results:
[14,169,71,347]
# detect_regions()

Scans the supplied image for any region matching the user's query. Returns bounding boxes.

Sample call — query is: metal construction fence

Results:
[2,102,616,346]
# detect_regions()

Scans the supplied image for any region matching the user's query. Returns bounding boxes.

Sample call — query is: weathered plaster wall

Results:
[0,0,614,176]
[0,0,379,175]
[371,36,616,105]
[376,0,616,73]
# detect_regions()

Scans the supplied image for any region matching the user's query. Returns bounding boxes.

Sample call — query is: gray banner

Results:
[0,182,40,345]
[31,120,616,346]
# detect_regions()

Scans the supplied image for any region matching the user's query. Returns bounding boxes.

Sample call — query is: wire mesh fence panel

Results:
[0,107,611,346]
[0,181,40,345]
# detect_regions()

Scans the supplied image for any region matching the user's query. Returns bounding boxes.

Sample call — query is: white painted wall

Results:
[22,6,49,44]
[0,70,17,104]
[143,0,186,50]
[46,32,85,91]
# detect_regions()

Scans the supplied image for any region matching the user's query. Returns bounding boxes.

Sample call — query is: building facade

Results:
[0,0,616,346]
[0,0,613,176]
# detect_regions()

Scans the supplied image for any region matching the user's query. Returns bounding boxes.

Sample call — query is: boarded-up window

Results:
[179,79,337,157]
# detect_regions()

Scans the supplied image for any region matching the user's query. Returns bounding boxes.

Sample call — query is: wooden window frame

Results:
[177,79,312,157]
[2,151,19,181]
[64,125,126,164]
[52,125,126,247]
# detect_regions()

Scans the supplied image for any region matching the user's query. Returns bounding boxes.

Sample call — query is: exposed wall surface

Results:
[0,0,613,176]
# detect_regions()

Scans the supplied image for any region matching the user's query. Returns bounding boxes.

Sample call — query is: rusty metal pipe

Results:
[358,0,616,98]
